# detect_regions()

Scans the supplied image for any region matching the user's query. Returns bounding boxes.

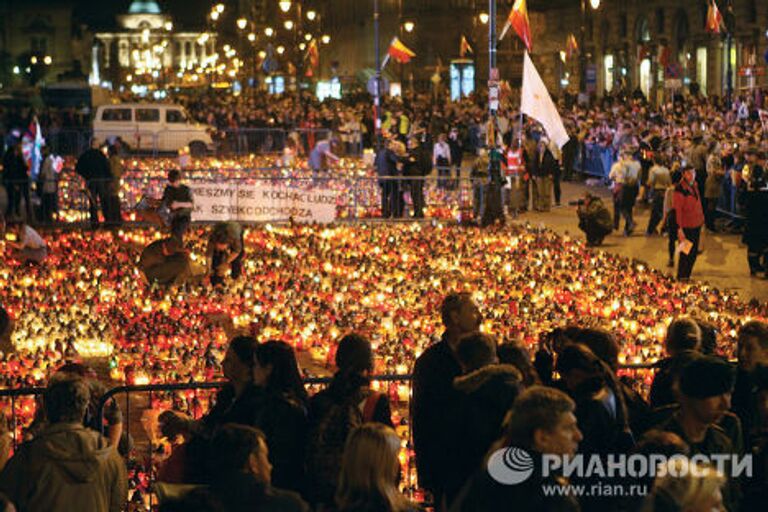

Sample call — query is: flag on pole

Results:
[565,34,579,60]
[387,36,416,64]
[460,35,473,57]
[499,0,532,52]
[304,39,319,76]
[706,0,725,34]
[521,52,569,149]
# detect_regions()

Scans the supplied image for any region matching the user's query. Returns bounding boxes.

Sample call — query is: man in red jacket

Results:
[673,165,705,280]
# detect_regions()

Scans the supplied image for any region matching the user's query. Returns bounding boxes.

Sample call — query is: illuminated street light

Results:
[284,20,294,30]
[211,11,220,21]
[304,33,312,41]
[307,10,317,21]
[321,34,331,44]
[276,45,285,55]
[30,56,38,64]
[43,55,52,65]
[279,0,291,13]
[164,21,173,31]
[258,50,266,59]
[299,42,306,51]
[479,12,489,24]
[265,27,274,37]
[237,17,247,30]
[404,21,415,33]
[248,33,256,42]
[590,0,601,9]
[215,3,224,13]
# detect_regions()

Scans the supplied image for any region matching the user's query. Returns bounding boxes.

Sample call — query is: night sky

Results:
[69,0,213,29]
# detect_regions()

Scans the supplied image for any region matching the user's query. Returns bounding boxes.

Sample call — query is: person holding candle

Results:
[5,222,47,264]
[673,165,705,281]
[207,221,245,287]
[412,292,481,511]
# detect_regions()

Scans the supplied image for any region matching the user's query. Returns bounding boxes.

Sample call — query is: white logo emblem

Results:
[487,447,535,485]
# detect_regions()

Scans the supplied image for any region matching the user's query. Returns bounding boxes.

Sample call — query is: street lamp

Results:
[321,34,331,44]
[299,42,306,51]
[248,33,256,42]
[479,12,489,24]
[211,10,220,21]
[164,21,173,31]
[279,0,291,13]
[43,55,52,65]
[276,45,285,55]
[307,10,317,21]
[403,21,415,33]
[215,3,224,13]
[265,27,274,37]
[237,18,248,30]
[284,20,294,30]
[304,33,313,41]
[579,0,600,96]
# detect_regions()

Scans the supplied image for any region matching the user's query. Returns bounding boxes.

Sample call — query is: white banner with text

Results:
[189,182,338,223]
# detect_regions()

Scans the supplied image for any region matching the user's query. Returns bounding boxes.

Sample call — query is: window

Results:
[30,37,47,54]
[166,109,187,123]
[102,108,132,122]
[136,108,160,122]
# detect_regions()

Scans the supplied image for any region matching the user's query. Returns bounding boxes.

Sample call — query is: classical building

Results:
[93,0,216,89]
[0,0,91,86]
[319,0,768,100]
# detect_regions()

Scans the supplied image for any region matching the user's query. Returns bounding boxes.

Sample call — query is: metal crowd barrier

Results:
[2,169,477,225]
[42,127,365,158]
[581,143,616,179]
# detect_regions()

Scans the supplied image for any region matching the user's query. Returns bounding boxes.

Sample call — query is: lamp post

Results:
[579,0,600,97]
[374,0,382,151]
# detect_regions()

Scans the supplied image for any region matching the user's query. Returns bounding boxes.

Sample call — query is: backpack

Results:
[306,391,381,503]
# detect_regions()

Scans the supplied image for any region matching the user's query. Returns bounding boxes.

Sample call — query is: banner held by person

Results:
[520,51,569,149]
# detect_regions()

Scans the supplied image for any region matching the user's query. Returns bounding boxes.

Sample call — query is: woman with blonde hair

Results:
[335,423,419,512]
[643,458,726,512]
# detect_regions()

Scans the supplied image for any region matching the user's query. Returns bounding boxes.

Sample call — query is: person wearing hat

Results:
[673,165,705,280]
[653,356,740,512]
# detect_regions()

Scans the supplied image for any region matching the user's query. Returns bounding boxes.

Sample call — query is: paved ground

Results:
[515,179,768,304]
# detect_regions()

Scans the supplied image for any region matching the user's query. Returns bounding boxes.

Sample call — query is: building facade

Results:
[319,0,767,100]
[0,0,91,86]
[93,1,215,89]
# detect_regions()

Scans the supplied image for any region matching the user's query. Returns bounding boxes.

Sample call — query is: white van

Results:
[93,103,215,155]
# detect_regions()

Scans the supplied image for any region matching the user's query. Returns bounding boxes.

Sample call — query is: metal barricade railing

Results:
[41,127,365,158]
[0,387,46,451]
[11,170,477,225]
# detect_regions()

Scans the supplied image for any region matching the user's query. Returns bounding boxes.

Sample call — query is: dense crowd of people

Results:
[1,85,767,511]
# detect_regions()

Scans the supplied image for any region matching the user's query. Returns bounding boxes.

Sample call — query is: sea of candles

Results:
[2,219,766,508]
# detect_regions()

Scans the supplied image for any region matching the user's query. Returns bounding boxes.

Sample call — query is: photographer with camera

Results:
[574,192,613,247]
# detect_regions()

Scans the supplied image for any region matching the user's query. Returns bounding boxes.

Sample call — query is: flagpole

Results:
[725,0,733,107]
[374,0,382,152]
[482,0,504,226]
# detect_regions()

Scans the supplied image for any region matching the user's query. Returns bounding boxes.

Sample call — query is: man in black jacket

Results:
[412,292,482,510]
[450,386,582,512]
[448,333,522,506]
[375,139,400,219]
[75,143,112,229]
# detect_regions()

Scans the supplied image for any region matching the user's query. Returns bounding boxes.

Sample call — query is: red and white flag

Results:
[706,0,725,34]
[499,0,532,51]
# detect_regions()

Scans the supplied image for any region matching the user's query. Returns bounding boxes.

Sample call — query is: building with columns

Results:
[93,0,216,89]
